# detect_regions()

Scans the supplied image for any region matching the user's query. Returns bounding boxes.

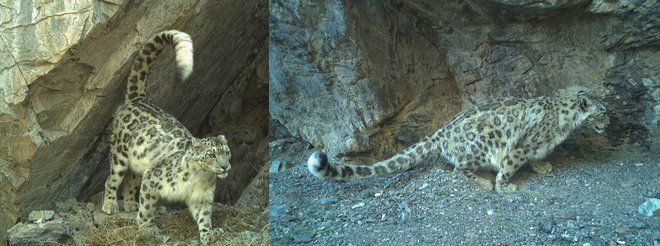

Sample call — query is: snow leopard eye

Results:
[206,150,216,158]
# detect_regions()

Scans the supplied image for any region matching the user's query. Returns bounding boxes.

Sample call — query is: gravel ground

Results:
[269,139,659,245]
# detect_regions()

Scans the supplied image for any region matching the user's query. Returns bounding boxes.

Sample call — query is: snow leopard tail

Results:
[125,30,194,101]
[306,133,441,181]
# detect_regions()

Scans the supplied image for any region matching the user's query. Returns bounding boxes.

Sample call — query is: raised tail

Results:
[125,30,194,101]
[306,135,440,181]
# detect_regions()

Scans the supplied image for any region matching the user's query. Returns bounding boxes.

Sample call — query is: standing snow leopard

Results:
[307,91,608,193]
[101,30,231,244]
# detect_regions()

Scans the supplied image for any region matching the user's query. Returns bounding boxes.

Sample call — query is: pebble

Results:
[320,197,339,205]
[627,221,646,229]
[398,201,409,210]
[292,233,314,243]
[615,225,627,233]
[540,217,554,234]
[269,160,283,174]
[269,204,291,218]
[323,211,334,220]
[620,179,636,188]
[565,220,577,229]
[638,198,660,217]
[351,202,365,209]
[159,235,171,243]
[503,201,514,210]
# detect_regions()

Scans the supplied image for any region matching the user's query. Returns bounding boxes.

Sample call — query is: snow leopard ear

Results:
[215,135,227,145]
[577,90,589,111]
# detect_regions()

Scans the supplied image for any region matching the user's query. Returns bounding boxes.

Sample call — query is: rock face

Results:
[0,0,267,244]
[270,0,659,162]
[7,219,73,246]
[235,164,269,211]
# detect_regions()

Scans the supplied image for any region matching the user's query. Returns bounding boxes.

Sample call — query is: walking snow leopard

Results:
[101,30,231,244]
[307,91,608,193]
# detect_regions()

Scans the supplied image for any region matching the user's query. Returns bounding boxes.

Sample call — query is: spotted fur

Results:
[307,91,608,193]
[101,30,230,244]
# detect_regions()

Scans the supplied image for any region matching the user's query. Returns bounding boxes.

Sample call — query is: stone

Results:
[158,235,171,243]
[269,160,283,174]
[323,211,335,220]
[7,219,73,246]
[319,197,339,205]
[615,224,627,234]
[638,198,660,217]
[27,210,55,223]
[531,162,553,175]
[398,201,411,213]
[292,233,315,243]
[269,204,291,218]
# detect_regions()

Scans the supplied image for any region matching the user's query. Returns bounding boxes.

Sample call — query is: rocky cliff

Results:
[270,0,659,162]
[0,0,268,244]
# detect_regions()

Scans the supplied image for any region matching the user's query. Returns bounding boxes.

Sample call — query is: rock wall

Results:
[270,0,659,162]
[0,0,267,244]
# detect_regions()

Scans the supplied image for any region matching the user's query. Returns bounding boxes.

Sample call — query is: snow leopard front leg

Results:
[189,199,214,244]
[186,173,217,245]
[495,148,530,193]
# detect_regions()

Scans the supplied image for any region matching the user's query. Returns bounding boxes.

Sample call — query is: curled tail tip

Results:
[175,66,193,81]
[173,33,194,82]
[307,151,328,176]
[125,30,193,101]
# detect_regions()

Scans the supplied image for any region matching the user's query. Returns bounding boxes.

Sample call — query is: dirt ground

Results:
[268,138,659,245]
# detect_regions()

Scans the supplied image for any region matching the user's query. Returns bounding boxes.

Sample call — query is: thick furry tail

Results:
[306,135,440,181]
[125,30,194,101]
